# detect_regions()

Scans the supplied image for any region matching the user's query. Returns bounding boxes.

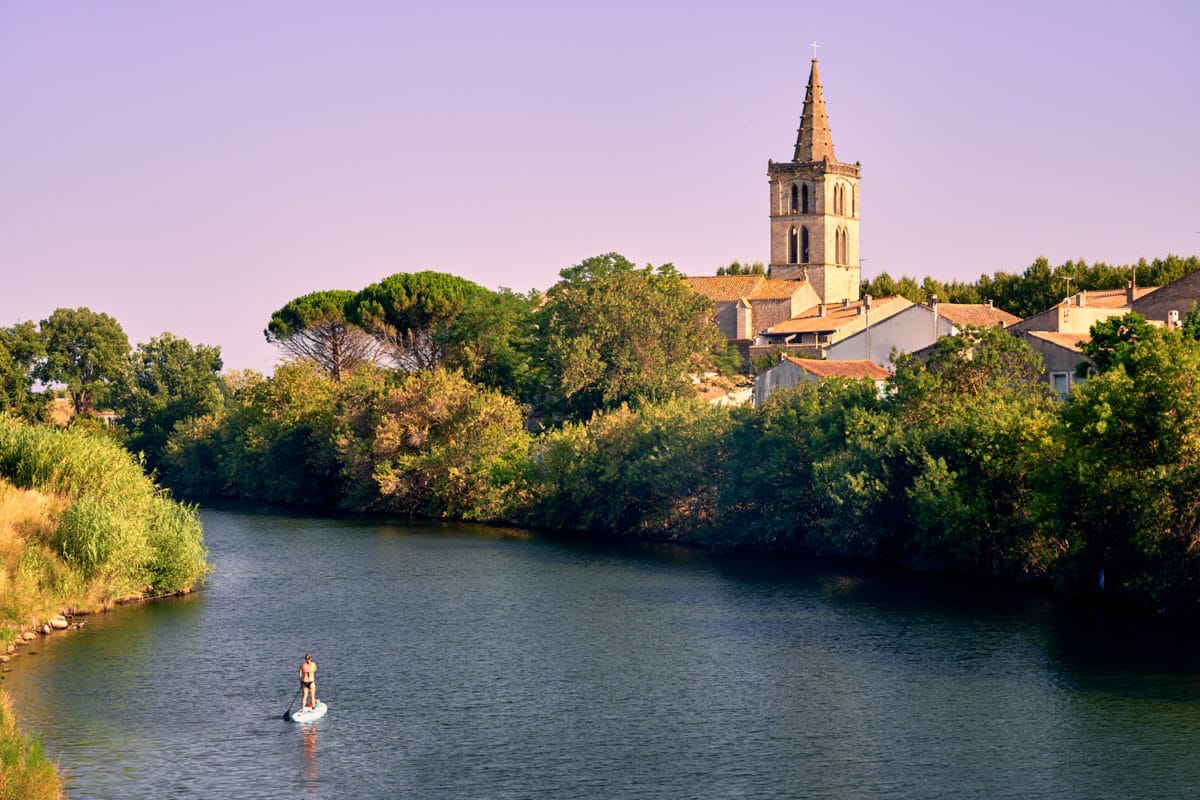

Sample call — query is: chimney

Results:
[927,294,938,309]
[1169,310,1180,329]
[856,305,864,316]
[841,298,850,308]
[1076,290,1086,307]
[1126,281,1135,304]
[864,294,873,309]
[817,303,827,318]
[987,299,994,309]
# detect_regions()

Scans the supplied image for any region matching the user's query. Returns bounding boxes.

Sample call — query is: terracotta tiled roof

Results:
[766,295,911,334]
[1065,287,1157,309]
[785,357,891,380]
[1026,331,1090,352]
[748,278,808,300]
[686,275,811,303]
[936,303,1021,328]
[685,275,766,302]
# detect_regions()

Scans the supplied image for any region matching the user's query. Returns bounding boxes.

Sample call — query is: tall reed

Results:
[0,416,209,600]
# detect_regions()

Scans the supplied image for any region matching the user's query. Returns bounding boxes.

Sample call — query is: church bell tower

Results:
[768,58,861,303]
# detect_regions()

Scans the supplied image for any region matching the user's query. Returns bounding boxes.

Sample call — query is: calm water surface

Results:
[6,508,1200,799]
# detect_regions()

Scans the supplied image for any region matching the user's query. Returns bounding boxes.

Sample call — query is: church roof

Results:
[685,275,766,302]
[793,59,836,163]
[685,275,810,303]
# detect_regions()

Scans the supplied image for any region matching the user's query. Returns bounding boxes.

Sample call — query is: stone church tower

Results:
[768,59,861,303]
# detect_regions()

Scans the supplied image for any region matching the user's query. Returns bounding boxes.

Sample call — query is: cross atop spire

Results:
[792,58,836,163]
[810,37,819,59]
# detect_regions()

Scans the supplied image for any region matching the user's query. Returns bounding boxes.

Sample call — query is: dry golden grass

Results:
[0,481,87,644]
[45,399,72,428]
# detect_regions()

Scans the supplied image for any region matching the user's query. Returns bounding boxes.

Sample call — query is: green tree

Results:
[533,253,725,420]
[351,272,492,370]
[438,288,538,399]
[114,333,224,473]
[339,368,530,519]
[716,261,765,276]
[1075,312,1157,379]
[265,290,381,381]
[520,398,730,538]
[0,321,47,419]
[1179,302,1200,342]
[1055,327,1200,611]
[904,324,1046,398]
[35,308,131,416]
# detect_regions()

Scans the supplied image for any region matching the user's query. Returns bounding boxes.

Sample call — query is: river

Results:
[5,507,1200,799]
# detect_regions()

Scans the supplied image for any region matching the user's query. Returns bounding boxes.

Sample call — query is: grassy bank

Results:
[0,689,60,800]
[0,415,211,798]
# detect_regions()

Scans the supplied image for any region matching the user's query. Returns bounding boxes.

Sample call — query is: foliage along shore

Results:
[155,314,1200,617]
[2,253,1200,620]
[0,416,211,800]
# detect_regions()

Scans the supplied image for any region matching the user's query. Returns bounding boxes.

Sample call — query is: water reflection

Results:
[300,722,318,794]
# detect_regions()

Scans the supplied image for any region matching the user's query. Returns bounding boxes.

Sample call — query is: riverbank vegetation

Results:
[0,689,59,800]
[0,418,207,800]
[2,252,1199,615]
[0,417,209,643]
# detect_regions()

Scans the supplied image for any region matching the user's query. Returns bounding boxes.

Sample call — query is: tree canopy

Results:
[861,254,1200,319]
[265,289,381,381]
[532,253,725,420]
[114,333,224,472]
[0,321,47,419]
[1075,312,1157,379]
[350,272,492,371]
[35,308,131,416]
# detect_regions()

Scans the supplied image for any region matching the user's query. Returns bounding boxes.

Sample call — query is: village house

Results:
[1008,284,1157,395]
[749,294,912,361]
[826,296,1018,369]
[1130,268,1200,329]
[753,356,891,406]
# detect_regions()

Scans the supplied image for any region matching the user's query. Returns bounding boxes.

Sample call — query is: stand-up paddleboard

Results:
[288,700,327,722]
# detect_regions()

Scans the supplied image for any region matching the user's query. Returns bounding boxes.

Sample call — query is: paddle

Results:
[283,686,302,720]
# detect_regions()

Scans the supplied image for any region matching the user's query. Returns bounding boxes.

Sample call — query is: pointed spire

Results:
[793,59,836,163]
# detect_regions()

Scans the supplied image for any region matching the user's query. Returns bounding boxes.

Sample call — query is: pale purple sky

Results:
[2,1,1198,373]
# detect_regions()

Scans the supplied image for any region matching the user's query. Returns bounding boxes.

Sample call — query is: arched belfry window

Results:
[790,184,799,214]
[801,226,810,264]
[788,227,798,264]
[852,187,857,217]
[801,184,810,214]
[834,228,842,264]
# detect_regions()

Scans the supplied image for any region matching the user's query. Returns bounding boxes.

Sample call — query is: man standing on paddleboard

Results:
[299,654,317,711]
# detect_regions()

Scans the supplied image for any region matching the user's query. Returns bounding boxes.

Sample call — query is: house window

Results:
[800,226,810,263]
[1050,371,1072,398]
[788,227,798,263]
